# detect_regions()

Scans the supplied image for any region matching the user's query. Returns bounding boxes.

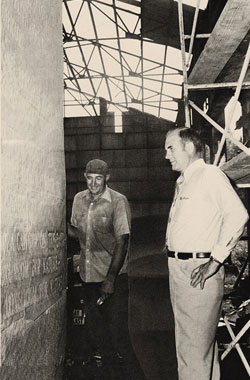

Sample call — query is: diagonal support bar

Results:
[221,317,250,376]
[189,100,250,157]
[213,42,250,165]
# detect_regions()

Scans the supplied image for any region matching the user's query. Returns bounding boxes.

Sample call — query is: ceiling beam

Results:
[65,36,181,73]
[188,0,250,84]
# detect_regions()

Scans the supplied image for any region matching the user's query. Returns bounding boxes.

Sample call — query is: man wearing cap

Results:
[68,159,131,374]
[164,127,248,380]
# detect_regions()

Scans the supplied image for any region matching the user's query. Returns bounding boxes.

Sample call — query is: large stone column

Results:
[1,1,66,379]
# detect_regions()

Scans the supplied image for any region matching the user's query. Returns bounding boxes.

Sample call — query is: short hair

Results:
[168,127,203,153]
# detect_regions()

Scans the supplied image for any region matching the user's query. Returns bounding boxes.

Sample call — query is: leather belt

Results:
[167,251,211,260]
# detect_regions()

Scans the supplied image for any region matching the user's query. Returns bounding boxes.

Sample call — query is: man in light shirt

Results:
[68,159,131,378]
[164,127,248,380]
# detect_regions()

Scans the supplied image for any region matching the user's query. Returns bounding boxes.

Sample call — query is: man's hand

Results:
[67,223,79,239]
[97,278,115,305]
[190,258,221,289]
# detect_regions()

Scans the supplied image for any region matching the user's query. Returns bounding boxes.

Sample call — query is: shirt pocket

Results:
[73,211,87,228]
[93,216,113,234]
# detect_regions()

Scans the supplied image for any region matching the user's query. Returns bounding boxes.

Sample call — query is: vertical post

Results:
[140,0,144,113]
[141,37,144,113]
[178,0,191,128]
[186,0,201,70]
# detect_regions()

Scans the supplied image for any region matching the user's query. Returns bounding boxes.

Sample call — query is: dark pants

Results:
[81,274,145,380]
[81,280,118,358]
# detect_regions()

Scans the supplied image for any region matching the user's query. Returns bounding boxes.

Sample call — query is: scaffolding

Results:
[177,0,250,164]
[177,0,250,375]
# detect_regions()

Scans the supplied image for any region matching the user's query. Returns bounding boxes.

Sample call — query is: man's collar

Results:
[100,186,112,202]
[84,186,112,202]
[183,158,205,181]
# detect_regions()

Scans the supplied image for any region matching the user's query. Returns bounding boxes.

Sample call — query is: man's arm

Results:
[67,223,79,239]
[68,194,83,240]
[99,233,129,301]
[191,168,248,289]
[97,195,131,304]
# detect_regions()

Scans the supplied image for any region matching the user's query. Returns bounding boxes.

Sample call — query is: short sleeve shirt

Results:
[71,186,131,282]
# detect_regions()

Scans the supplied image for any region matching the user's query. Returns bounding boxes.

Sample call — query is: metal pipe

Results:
[221,317,250,377]
[187,0,201,70]
[178,0,191,127]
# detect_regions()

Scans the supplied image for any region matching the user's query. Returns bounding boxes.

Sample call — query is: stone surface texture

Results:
[1,1,66,379]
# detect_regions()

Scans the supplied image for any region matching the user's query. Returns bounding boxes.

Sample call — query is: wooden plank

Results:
[188,0,250,84]
[220,151,250,186]
[216,30,250,83]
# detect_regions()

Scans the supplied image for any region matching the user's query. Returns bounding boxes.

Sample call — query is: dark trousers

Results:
[81,280,118,359]
[81,275,145,380]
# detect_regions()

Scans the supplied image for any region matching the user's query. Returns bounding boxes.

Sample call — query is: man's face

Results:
[85,173,107,196]
[165,131,190,173]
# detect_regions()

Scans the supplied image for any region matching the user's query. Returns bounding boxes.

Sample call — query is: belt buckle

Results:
[196,252,210,259]
[193,252,205,259]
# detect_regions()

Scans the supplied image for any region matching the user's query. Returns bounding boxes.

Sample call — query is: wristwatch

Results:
[210,256,223,266]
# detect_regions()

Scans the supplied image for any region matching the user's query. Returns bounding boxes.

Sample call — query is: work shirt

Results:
[71,186,131,283]
[166,159,248,263]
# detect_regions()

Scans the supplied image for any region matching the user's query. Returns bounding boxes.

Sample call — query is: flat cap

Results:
[85,159,109,176]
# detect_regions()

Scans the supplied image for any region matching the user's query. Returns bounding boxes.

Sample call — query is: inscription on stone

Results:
[1,229,66,321]
[2,254,65,285]
[2,230,66,253]
[2,274,65,319]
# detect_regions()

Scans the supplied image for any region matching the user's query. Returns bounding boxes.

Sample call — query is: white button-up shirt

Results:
[166,159,248,263]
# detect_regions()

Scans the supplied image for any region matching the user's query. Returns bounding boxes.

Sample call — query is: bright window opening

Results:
[174,0,208,11]
[224,97,242,141]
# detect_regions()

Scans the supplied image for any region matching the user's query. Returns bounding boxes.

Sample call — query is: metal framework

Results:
[177,0,250,164]
[221,316,250,376]
[177,0,250,373]
[63,0,182,120]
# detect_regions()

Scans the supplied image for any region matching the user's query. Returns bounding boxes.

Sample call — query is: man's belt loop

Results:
[167,251,211,260]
